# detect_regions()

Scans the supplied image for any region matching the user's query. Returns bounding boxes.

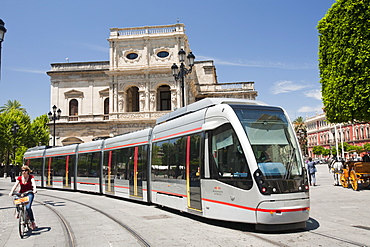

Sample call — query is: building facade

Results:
[47,24,258,146]
[306,113,370,158]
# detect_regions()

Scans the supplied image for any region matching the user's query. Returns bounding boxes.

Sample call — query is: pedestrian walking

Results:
[306,157,317,186]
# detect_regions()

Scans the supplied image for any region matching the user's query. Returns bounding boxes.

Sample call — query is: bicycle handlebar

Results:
[12,190,33,197]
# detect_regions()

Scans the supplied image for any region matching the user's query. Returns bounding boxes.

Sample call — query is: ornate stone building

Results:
[47,24,258,146]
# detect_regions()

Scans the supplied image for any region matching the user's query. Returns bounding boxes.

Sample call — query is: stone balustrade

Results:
[199,82,255,92]
[110,24,184,38]
[49,61,110,72]
[58,111,170,123]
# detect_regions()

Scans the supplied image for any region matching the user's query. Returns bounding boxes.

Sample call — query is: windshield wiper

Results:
[284,147,296,179]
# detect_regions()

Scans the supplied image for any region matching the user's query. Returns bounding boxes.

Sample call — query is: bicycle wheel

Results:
[19,207,26,238]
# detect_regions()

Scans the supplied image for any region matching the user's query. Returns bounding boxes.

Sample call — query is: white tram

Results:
[24,98,310,231]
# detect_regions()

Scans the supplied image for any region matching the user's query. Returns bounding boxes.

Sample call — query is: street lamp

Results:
[331,126,339,157]
[11,121,19,165]
[48,105,62,146]
[171,49,195,107]
[0,19,7,80]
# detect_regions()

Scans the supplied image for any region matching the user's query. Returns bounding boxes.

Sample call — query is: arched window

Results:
[104,98,109,115]
[69,99,78,116]
[157,85,171,111]
[127,87,139,112]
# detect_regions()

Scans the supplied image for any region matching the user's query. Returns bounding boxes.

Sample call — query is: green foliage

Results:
[293,116,307,155]
[363,143,370,151]
[322,148,331,156]
[0,102,50,169]
[30,114,50,147]
[318,0,370,122]
[0,100,27,114]
[312,146,326,155]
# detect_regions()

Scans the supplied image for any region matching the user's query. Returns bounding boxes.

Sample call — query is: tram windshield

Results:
[232,105,303,179]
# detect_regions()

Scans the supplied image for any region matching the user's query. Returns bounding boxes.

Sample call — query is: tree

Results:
[0,103,50,177]
[318,0,370,123]
[0,100,27,114]
[293,116,307,155]
[292,116,305,132]
[312,146,325,156]
[363,143,370,151]
[29,114,50,147]
[0,108,31,167]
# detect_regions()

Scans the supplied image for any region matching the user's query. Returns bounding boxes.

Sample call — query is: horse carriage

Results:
[340,161,370,191]
[330,159,370,191]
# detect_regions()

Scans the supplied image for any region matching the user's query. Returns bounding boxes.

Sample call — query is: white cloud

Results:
[8,68,46,74]
[304,89,322,100]
[196,55,315,70]
[79,43,108,53]
[271,80,308,94]
[298,104,323,114]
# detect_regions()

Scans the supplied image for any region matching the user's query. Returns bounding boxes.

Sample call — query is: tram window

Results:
[152,137,186,181]
[208,123,252,190]
[78,152,101,177]
[103,148,131,180]
[232,106,303,179]
[27,158,43,175]
[52,156,74,176]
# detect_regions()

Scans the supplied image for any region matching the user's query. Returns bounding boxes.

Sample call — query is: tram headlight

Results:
[253,169,270,195]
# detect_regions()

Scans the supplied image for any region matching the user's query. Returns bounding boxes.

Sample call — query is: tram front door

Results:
[186,135,202,211]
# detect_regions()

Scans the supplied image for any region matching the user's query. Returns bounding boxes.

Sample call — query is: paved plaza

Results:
[1,164,370,246]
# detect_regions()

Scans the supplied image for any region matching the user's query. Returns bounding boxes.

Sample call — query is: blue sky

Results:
[0,0,335,121]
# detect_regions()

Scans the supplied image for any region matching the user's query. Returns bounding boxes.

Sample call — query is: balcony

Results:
[58,111,170,123]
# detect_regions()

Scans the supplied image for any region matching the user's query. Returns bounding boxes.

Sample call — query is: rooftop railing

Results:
[49,61,110,72]
[110,24,185,38]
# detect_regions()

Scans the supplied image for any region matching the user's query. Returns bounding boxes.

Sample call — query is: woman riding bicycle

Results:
[9,165,38,230]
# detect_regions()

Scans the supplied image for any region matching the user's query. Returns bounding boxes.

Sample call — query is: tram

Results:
[24,98,310,231]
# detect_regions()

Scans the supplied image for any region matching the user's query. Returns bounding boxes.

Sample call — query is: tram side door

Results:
[186,135,202,211]
[129,147,143,198]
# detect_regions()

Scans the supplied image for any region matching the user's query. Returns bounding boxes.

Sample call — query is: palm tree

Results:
[292,116,305,132]
[0,100,27,114]
[293,116,307,156]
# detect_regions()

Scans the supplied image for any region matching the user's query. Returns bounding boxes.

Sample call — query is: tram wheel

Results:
[340,173,349,188]
[349,170,358,191]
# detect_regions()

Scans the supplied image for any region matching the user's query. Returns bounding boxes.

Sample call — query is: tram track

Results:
[37,192,151,247]
[36,192,370,247]
[35,199,76,247]
[240,228,369,247]
[308,231,369,247]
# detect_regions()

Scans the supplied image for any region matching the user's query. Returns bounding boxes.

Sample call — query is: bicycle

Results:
[12,190,33,238]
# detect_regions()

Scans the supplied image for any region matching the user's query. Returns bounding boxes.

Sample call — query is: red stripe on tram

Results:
[153,127,202,142]
[202,198,309,213]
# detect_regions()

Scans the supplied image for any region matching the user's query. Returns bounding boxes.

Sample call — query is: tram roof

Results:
[156,98,266,124]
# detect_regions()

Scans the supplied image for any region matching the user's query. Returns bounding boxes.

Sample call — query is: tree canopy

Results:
[0,100,27,114]
[0,101,49,171]
[318,0,370,123]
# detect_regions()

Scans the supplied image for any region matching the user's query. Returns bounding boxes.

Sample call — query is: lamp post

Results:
[331,126,339,157]
[48,105,61,146]
[171,49,195,107]
[0,19,7,80]
[11,121,19,165]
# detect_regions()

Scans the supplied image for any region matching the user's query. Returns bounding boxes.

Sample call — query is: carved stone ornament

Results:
[122,49,142,63]
[64,89,84,99]
[153,47,172,62]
